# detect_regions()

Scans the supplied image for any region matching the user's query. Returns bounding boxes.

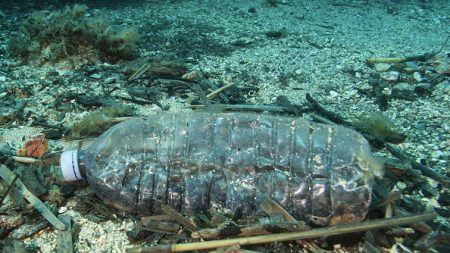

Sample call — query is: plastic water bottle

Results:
[60,111,382,225]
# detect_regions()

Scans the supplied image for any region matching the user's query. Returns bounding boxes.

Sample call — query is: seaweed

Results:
[7,4,139,64]
[67,105,132,139]
[353,112,405,143]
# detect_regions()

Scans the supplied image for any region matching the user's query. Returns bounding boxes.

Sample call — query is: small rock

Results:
[438,191,450,206]
[435,80,450,94]
[329,90,339,98]
[231,37,253,47]
[380,71,399,81]
[57,69,74,76]
[104,76,117,84]
[413,72,422,82]
[265,30,285,39]
[346,89,358,97]
[0,142,12,156]
[393,82,413,92]
[374,63,391,72]
[414,83,432,94]
[404,61,419,72]
[431,150,444,159]
[90,73,102,79]
[182,70,200,81]
[381,87,392,95]
[435,207,450,218]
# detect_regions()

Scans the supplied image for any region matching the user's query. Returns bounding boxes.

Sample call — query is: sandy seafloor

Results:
[0,0,449,252]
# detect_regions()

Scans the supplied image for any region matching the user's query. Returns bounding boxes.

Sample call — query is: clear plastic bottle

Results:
[60,111,383,225]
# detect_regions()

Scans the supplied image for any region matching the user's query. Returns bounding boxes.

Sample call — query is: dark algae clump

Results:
[7,4,139,64]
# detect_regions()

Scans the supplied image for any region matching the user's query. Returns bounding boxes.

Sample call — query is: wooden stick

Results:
[260,198,296,222]
[0,165,66,231]
[191,221,310,240]
[0,173,19,205]
[206,83,235,99]
[161,205,197,231]
[367,52,435,65]
[57,214,73,253]
[128,63,151,81]
[11,156,38,164]
[186,104,291,114]
[305,93,350,126]
[126,212,436,253]
[386,144,450,187]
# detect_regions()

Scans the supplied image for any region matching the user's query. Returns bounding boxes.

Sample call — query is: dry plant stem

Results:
[260,198,296,222]
[191,221,310,240]
[12,156,38,163]
[386,144,450,187]
[0,173,19,206]
[186,104,290,114]
[129,63,151,81]
[0,165,66,230]
[57,214,73,253]
[367,57,404,64]
[206,83,235,99]
[161,205,198,231]
[127,212,436,253]
[110,116,134,123]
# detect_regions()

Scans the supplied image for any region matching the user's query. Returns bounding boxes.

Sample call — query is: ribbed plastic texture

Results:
[80,111,382,225]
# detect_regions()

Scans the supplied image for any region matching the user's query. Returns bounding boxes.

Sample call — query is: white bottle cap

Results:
[60,150,83,181]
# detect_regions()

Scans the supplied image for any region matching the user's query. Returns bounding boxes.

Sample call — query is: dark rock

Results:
[248,7,257,13]
[414,82,432,95]
[438,191,450,206]
[435,207,450,218]
[0,142,12,156]
[265,30,284,39]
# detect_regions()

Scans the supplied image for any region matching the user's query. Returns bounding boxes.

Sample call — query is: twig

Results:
[0,165,66,231]
[260,198,296,222]
[187,104,292,114]
[367,35,449,65]
[11,156,38,164]
[126,212,436,253]
[128,63,151,82]
[386,144,450,187]
[0,173,19,206]
[191,221,310,240]
[161,205,197,231]
[305,93,350,126]
[57,214,73,253]
[142,220,181,234]
[206,83,235,99]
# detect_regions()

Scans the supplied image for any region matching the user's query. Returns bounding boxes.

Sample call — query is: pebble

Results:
[0,142,12,155]
[438,191,450,206]
[435,207,450,218]
[414,83,432,94]
[413,72,423,82]
[57,69,74,76]
[374,63,391,72]
[404,61,419,72]
[380,71,399,81]
[104,76,117,84]
[90,73,102,79]
[382,87,392,95]
[329,90,339,98]
[0,76,6,82]
[393,82,413,92]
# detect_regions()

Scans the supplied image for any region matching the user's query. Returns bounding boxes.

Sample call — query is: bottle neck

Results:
[60,149,86,181]
[77,150,87,179]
